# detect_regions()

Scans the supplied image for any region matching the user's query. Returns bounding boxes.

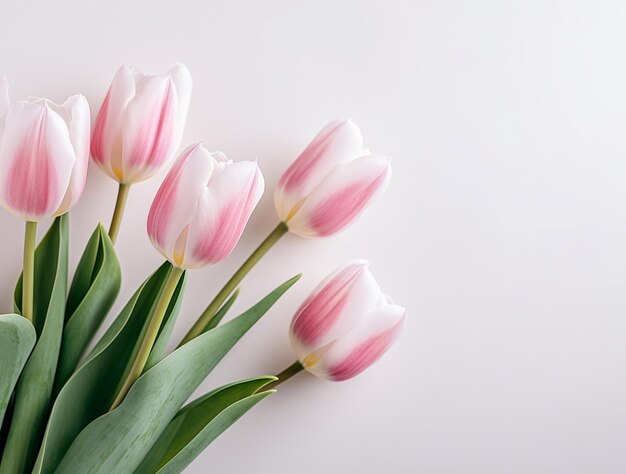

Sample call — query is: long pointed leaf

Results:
[136,377,275,474]
[54,224,121,393]
[203,288,240,333]
[0,215,68,474]
[54,275,300,474]
[0,314,36,430]
[33,262,185,474]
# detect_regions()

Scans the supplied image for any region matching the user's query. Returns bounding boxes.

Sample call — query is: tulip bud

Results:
[91,63,192,184]
[289,260,405,381]
[274,119,391,237]
[0,76,90,221]
[147,144,265,269]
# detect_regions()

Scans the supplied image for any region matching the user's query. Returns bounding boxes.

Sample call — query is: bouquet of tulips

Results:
[0,63,406,474]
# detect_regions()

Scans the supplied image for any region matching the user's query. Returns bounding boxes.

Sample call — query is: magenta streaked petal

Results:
[0,100,75,220]
[121,75,176,183]
[147,145,264,269]
[312,304,406,381]
[287,155,391,237]
[274,119,365,221]
[184,160,264,268]
[91,64,192,184]
[290,260,372,352]
[91,66,135,180]
[147,144,214,264]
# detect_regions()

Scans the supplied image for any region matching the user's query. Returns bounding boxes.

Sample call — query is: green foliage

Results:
[137,377,275,474]
[52,275,299,474]
[33,262,186,474]
[0,215,68,474]
[54,224,121,393]
[0,314,36,430]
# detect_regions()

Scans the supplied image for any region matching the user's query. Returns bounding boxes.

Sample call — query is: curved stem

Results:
[110,265,184,410]
[264,361,305,391]
[178,221,288,346]
[108,183,130,245]
[22,221,37,323]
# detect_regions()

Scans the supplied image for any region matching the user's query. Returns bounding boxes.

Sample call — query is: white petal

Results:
[183,158,264,268]
[0,101,75,220]
[55,95,91,215]
[120,74,175,182]
[309,303,406,380]
[289,261,383,361]
[0,75,10,151]
[274,119,365,221]
[91,66,136,180]
[147,144,215,264]
[168,63,192,158]
[287,154,391,237]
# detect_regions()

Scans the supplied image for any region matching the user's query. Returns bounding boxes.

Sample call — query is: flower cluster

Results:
[0,64,406,473]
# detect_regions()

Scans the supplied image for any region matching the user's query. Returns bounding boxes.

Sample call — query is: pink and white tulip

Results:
[289,260,405,381]
[274,119,391,237]
[91,64,192,184]
[147,144,265,269]
[0,76,90,221]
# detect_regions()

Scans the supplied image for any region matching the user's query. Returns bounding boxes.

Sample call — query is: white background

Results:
[1,1,626,473]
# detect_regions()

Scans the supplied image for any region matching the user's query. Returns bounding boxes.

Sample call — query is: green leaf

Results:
[53,274,300,474]
[203,288,240,333]
[53,224,121,393]
[136,377,275,474]
[0,314,36,430]
[33,262,186,474]
[0,215,68,474]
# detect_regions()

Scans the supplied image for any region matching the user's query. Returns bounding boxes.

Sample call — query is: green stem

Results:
[110,265,184,410]
[108,182,130,245]
[22,221,37,323]
[264,361,305,391]
[178,221,288,346]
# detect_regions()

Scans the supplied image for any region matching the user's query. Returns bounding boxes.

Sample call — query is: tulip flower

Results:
[275,119,391,237]
[91,63,192,243]
[112,144,264,407]
[0,75,90,322]
[180,119,392,345]
[147,144,265,270]
[285,260,405,382]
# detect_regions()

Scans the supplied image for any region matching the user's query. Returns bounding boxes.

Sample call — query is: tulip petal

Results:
[147,145,215,264]
[183,159,264,268]
[0,100,75,220]
[274,119,365,221]
[290,261,384,362]
[54,95,91,215]
[91,66,136,180]
[121,74,177,183]
[287,155,391,237]
[168,63,192,160]
[0,75,9,123]
[309,303,406,381]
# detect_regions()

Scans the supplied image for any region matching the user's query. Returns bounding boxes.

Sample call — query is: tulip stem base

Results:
[22,221,37,323]
[178,221,289,346]
[108,183,130,245]
[110,265,184,410]
[264,361,305,391]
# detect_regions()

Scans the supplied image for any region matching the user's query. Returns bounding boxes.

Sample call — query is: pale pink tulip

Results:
[91,64,192,184]
[0,76,90,221]
[147,144,265,269]
[274,119,391,237]
[289,260,405,381]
